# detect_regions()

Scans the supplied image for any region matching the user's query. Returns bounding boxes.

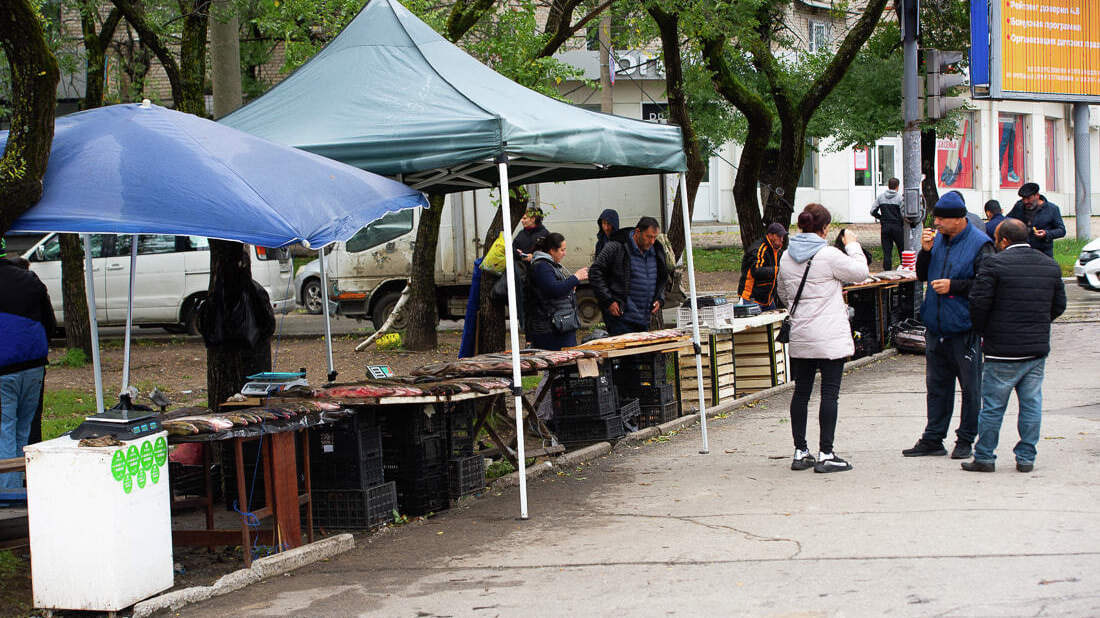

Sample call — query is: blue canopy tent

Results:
[219,0,713,519]
[6,101,429,414]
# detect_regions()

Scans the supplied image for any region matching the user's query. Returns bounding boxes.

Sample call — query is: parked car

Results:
[294,258,323,314]
[24,233,294,334]
[1075,237,1100,291]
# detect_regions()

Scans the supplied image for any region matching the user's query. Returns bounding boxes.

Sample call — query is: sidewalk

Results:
[172,322,1100,617]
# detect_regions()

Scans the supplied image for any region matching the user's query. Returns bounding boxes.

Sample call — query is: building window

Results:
[798,146,815,188]
[998,113,1025,189]
[937,113,975,189]
[853,147,872,186]
[808,21,829,53]
[1045,118,1058,191]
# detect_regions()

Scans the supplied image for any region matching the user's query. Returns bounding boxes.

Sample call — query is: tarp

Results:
[6,102,429,248]
[219,0,687,193]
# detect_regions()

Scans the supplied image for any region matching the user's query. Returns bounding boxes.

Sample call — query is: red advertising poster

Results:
[998,113,1025,189]
[937,116,973,189]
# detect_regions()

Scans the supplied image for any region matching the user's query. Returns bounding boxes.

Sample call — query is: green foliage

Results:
[52,347,88,368]
[1053,237,1088,276]
[691,247,743,272]
[486,458,516,479]
[0,550,19,579]
[42,388,99,440]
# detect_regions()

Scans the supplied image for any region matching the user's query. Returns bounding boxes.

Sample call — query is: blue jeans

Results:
[974,358,1045,465]
[0,367,45,490]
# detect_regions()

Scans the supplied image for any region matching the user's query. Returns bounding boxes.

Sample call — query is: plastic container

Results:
[310,482,397,529]
[448,455,486,498]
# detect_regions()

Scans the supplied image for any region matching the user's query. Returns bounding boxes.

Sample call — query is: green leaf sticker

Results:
[153,437,168,467]
[111,450,127,482]
[140,441,153,470]
[136,468,147,489]
[126,445,140,475]
[123,474,133,494]
[150,464,160,484]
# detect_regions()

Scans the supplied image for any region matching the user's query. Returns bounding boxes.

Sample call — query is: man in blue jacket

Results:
[589,217,669,335]
[1007,182,1065,257]
[0,238,56,492]
[902,193,994,459]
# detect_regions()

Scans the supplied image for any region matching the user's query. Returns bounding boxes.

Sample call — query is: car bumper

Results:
[272,297,296,314]
[1075,262,1100,290]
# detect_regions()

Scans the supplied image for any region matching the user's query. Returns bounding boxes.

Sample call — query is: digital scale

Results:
[240,370,310,397]
[70,393,160,441]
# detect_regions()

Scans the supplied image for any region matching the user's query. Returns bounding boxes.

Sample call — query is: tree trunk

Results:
[204,240,271,411]
[648,6,705,261]
[475,195,526,354]
[406,194,445,350]
[762,124,806,228]
[178,0,211,116]
[0,0,60,234]
[59,233,92,356]
[209,0,242,119]
[920,128,939,225]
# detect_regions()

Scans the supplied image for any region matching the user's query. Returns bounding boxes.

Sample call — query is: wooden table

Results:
[679,311,789,407]
[843,276,920,359]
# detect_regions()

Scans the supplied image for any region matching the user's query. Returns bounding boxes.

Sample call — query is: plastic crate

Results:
[619,382,676,406]
[310,422,382,463]
[311,453,384,490]
[440,401,478,457]
[553,387,619,420]
[613,353,670,386]
[309,482,397,529]
[448,455,486,498]
[634,400,679,429]
[677,302,735,329]
[392,472,449,515]
[382,434,447,479]
[555,415,626,443]
[378,404,445,445]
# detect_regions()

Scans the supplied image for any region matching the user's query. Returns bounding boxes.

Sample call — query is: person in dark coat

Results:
[1006,182,1066,257]
[525,233,588,351]
[595,208,619,258]
[870,177,905,270]
[738,222,787,310]
[589,216,669,335]
[513,207,550,260]
[984,200,1005,239]
[962,218,1066,473]
[0,238,56,492]
[902,191,994,460]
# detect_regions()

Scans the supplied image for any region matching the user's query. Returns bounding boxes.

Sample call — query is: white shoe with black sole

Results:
[814,452,852,473]
[791,448,815,471]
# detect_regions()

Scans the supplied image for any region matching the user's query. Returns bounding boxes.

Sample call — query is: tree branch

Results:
[799,0,889,121]
[537,0,614,59]
[110,0,186,107]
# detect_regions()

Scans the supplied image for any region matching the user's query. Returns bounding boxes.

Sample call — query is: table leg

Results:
[300,428,313,544]
[233,438,252,568]
[268,432,302,551]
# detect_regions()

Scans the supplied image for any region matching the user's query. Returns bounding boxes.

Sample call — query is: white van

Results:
[23,233,294,334]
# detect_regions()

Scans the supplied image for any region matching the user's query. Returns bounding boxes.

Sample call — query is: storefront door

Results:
[850,137,903,223]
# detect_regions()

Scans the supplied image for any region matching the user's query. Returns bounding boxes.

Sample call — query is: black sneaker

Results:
[902,439,947,457]
[1016,462,1034,473]
[814,452,852,473]
[961,460,995,472]
[791,449,815,471]
[950,441,973,459]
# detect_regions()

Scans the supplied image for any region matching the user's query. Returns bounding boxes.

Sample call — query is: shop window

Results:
[936,113,975,189]
[1045,118,1057,191]
[798,148,815,188]
[808,21,829,53]
[998,113,1025,189]
[853,147,872,186]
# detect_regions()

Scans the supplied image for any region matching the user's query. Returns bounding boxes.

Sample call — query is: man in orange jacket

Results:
[738,222,788,310]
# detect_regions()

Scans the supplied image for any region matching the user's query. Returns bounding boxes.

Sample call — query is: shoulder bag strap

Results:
[788,258,813,317]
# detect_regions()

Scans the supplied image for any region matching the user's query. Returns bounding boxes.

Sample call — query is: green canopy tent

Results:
[221,0,711,518]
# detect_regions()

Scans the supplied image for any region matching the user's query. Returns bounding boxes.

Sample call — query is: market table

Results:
[677,311,789,408]
[842,275,920,359]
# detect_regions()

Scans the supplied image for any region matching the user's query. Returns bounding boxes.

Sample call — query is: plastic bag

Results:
[481,232,508,275]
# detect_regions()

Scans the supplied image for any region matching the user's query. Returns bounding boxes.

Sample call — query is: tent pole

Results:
[496,154,529,520]
[318,247,337,382]
[679,174,709,454]
[121,235,138,398]
[83,235,105,415]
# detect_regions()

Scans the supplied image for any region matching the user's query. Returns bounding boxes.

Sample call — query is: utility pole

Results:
[900,0,922,252]
[599,16,613,113]
[1074,103,1093,241]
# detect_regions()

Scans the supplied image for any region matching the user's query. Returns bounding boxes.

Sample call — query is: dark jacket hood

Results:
[598,209,620,231]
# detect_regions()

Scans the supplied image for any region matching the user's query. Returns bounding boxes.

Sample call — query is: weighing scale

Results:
[240,370,310,397]
[69,392,160,441]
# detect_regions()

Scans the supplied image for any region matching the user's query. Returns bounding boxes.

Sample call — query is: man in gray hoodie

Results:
[871,177,904,271]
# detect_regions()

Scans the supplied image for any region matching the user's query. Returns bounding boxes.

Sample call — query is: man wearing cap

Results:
[903,192,994,460]
[870,177,904,271]
[738,222,788,310]
[0,238,56,493]
[1007,182,1065,257]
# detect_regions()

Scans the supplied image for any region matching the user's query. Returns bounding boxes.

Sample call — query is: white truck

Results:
[313,177,669,330]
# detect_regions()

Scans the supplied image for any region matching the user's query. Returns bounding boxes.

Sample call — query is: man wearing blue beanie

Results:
[903,192,994,460]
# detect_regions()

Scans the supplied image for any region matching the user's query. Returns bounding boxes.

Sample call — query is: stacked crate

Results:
[378,404,450,516]
[847,288,884,360]
[616,353,679,428]
[551,365,626,442]
[733,327,786,397]
[437,400,486,499]
[308,411,398,529]
[678,335,735,409]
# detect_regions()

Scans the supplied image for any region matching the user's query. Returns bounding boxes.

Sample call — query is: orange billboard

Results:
[999,0,1100,98]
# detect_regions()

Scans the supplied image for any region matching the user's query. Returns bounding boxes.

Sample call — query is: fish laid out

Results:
[312,377,511,401]
[568,329,688,350]
[161,400,343,437]
[410,349,600,378]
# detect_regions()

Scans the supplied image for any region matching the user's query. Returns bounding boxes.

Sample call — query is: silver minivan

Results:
[24,233,294,334]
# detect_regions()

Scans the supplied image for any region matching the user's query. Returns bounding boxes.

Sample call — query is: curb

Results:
[131,533,354,617]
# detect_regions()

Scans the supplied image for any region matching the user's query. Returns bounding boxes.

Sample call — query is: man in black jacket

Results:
[1006,182,1065,257]
[589,216,668,335]
[870,177,905,270]
[962,219,1066,473]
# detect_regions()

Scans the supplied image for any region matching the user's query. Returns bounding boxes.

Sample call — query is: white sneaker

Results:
[791,448,815,471]
[814,451,853,473]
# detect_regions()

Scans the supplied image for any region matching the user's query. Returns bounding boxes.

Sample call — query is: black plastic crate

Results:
[309,482,397,529]
[613,353,670,386]
[553,386,619,419]
[311,453,384,490]
[382,434,447,478]
[440,400,478,457]
[378,404,445,445]
[448,455,486,498]
[555,415,626,443]
[619,382,676,406]
[549,364,613,390]
[310,422,383,463]
[634,400,678,429]
[392,472,449,516]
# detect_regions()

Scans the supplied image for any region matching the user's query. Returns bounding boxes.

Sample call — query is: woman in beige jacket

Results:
[776,203,869,473]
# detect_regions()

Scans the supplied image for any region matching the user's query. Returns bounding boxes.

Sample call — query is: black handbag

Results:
[550,307,580,334]
[776,258,812,344]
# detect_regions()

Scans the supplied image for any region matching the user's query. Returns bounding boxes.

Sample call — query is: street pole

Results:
[1074,103,1093,241]
[901,0,923,251]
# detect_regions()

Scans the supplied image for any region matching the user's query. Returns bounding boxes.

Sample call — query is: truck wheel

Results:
[575,289,601,328]
[371,291,407,332]
[302,278,323,315]
[182,305,201,336]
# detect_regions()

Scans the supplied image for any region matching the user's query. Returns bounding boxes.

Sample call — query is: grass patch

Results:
[52,348,88,368]
[1053,237,1088,276]
[692,247,743,272]
[0,550,19,579]
[42,389,99,440]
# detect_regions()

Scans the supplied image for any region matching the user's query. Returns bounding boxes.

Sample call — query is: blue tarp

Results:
[6,102,429,247]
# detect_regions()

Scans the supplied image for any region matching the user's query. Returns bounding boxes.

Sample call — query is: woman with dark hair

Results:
[776,203,869,473]
[514,207,550,260]
[526,233,588,350]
